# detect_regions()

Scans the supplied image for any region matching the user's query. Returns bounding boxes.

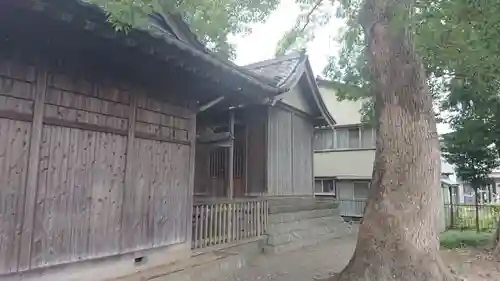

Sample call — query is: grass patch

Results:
[440,230,492,249]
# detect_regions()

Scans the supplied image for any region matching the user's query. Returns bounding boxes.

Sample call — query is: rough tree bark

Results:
[494,220,500,257]
[328,0,458,280]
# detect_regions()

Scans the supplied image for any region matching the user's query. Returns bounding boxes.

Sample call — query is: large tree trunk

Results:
[330,0,457,280]
[494,220,500,257]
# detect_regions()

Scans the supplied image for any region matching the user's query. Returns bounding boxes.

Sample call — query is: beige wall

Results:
[278,86,315,115]
[314,149,375,178]
[318,85,367,126]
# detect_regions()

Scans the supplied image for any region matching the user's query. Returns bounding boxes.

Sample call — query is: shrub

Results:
[440,230,492,249]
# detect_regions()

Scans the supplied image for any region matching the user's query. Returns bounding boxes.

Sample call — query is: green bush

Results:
[440,230,492,249]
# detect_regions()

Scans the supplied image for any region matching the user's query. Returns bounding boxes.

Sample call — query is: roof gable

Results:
[244,52,336,126]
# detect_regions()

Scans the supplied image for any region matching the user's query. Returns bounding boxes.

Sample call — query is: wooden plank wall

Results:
[267,107,314,196]
[267,107,293,195]
[245,107,267,194]
[0,59,35,273]
[0,57,195,274]
[291,114,314,195]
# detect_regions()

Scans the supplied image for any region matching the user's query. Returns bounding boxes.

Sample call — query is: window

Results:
[353,182,370,199]
[348,128,360,149]
[336,126,375,150]
[315,179,336,196]
[314,126,376,150]
[209,148,226,179]
[209,146,244,179]
[313,129,334,150]
[361,127,375,148]
[335,129,349,149]
[234,146,244,179]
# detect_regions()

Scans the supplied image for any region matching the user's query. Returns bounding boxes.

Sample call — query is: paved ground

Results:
[203,235,500,281]
[206,236,357,281]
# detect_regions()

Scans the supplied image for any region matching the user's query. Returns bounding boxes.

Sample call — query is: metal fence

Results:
[444,203,500,232]
[337,199,367,218]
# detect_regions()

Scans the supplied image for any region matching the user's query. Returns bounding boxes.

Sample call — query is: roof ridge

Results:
[243,51,304,69]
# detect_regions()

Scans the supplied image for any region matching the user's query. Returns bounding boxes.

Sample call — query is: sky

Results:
[230,0,342,74]
[229,0,451,134]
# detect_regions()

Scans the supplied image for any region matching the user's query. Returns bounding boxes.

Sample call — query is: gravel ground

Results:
[206,236,357,281]
[206,235,500,281]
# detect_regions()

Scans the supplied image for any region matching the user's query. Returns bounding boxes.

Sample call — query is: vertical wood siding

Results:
[267,107,293,195]
[267,107,314,196]
[245,107,267,194]
[0,119,32,273]
[0,58,35,273]
[0,57,195,274]
[291,114,313,195]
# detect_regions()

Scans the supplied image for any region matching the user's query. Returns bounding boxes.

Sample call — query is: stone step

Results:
[269,201,338,214]
[263,224,358,255]
[268,208,340,224]
[263,233,344,255]
[266,221,352,246]
[267,216,347,235]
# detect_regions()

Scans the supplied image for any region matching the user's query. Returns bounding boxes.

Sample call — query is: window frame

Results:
[352,181,370,200]
[314,178,337,196]
[314,126,376,151]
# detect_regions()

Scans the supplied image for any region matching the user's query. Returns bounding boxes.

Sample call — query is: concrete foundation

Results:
[3,242,191,281]
[263,197,355,254]
[112,238,265,281]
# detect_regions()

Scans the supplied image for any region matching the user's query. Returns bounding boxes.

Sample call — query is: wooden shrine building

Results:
[0,1,335,280]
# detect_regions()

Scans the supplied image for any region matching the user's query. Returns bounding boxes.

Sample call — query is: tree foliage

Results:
[278,0,500,132]
[442,119,499,185]
[89,0,281,58]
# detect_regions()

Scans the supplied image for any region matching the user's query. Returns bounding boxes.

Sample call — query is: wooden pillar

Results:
[120,94,137,251]
[186,110,197,247]
[227,110,235,199]
[448,186,454,229]
[19,67,48,270]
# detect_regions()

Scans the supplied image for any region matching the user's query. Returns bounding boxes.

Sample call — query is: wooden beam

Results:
[227,110,235,199]
[198,96,224,112]
[185,110,197,247]
[120,94,138,251]
[18,67,48,270]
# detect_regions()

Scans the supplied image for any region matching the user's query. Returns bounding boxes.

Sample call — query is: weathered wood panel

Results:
[0,119,31,273]
[135,100,190,143]
[0,59,36,83]
[31,126,127,267]
[0,57,36,273]
[245,106,267,194]
[0,57,195,274]
[291,114,314,195]
[89,132,126,257]
[125,139,191,250]
[44,80,130,132]
[266,107,315,196]
[0,64,35,120]
[267,107,293,196]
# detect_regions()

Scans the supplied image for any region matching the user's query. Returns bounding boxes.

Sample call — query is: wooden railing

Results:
[192,199,269,249]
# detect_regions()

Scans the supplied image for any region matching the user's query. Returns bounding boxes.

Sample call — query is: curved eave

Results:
[303,60,337,127]
[23,0,284,100]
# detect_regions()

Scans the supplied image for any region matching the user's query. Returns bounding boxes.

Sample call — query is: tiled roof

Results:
[17,0,284,97]
[244,52,306,88]
[244,52,336,126]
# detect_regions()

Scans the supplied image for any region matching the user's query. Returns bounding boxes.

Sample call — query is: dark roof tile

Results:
[244,52,306,88]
